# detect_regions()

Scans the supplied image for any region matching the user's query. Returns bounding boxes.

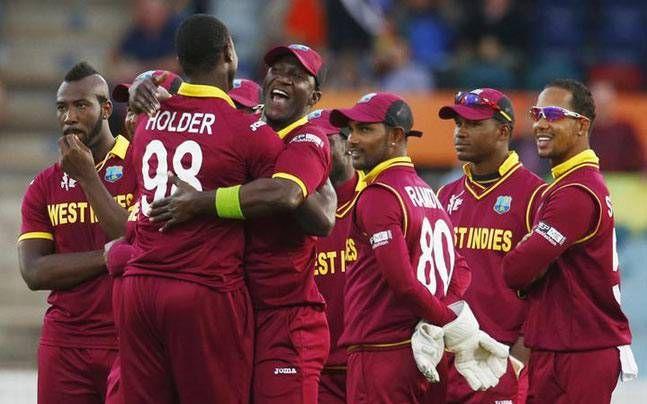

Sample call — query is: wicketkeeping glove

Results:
[412,321,445,383]
[443,301,509,391]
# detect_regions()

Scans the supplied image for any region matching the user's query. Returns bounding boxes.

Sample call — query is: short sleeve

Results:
[19,174,54,241]
[273,128,330,197]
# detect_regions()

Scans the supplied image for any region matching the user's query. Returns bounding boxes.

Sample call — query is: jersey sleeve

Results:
[272,128,330,197]
[18,174,54,242]
[503,185,599,290]
[356,186,456,326]
[237,118,285,180]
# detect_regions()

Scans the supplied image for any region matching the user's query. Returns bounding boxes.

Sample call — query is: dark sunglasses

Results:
[529,106,590,122]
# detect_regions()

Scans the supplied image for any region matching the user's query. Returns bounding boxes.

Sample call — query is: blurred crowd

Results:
[102,0,647,173]
[108,0,647,93]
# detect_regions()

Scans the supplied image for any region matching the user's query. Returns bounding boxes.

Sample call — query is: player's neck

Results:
[470,148,509,177]
[91,131,115,164]
[266,107,311,131]
[331,162,355,188]
[186,71,230,92]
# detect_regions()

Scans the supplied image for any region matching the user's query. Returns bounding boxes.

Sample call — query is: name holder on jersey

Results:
[370,230,392,249]
[535,221,566,246]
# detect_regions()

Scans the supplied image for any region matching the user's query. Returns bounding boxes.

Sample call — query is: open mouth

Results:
[270,88,289,103]
[63,128,85,137]
[536,134,552,147]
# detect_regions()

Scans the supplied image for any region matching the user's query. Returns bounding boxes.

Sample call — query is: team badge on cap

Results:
[289,44,311,51]
[358,93,377,103]
[105,166,124,183]
[493,195,512,214]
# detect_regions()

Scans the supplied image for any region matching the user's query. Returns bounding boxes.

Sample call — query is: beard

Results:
[83,115,104,148]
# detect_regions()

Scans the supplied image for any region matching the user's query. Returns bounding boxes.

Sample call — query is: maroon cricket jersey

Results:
[315,172,363,367]
[126,83,284,291]
[19,135,137,349]
[437,152,546,344]
[503,150,632,351]
[245,116,331,308]
[340,157,470,347]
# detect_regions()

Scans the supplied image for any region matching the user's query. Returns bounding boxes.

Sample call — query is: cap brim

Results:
[264,46,318,81]
[438,105,495,121]
[112,83,131,103]
[406,130,423,138]
[330,105,383,128]
[229,94,257,108]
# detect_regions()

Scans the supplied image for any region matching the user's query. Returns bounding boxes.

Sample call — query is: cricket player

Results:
[17,62,137,403]
[310,109,363,403]
[120,15,285,402]
[502,79,637,403]
[437,88,546,403]
[330,92,509,403]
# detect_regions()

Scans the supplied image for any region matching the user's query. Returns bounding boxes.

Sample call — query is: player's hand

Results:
[128,72,170,116]
[443,301,509,391]
[148,172,201,231]
[412,320,444,383]
[58,134,96,183]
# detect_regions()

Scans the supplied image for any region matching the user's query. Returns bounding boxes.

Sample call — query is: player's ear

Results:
[102,98,113,120]
[389,126,406,145]
[223,39,234,64]
[578,117,591,137]
[308,85,321,107]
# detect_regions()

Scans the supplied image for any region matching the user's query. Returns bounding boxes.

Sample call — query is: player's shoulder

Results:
[437,176,463,198]
[23,163,59,196]
[514,165,546,187]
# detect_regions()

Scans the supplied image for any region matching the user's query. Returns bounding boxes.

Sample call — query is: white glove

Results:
[443,301,509,391]
[412,321,444,383]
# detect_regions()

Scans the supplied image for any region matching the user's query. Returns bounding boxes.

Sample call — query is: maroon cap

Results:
[330,92,423,137]
[112,70,183,103]
[307,109,339,136]
[228,78,262,108]
[264,44,325,85]
[438,88,514,123]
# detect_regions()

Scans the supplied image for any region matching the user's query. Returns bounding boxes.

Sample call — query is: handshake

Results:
[411,301,509,391]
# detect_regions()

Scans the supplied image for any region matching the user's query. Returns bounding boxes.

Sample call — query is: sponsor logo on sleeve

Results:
[250,120,267,132]
[493,195,512,214]
[534,221,566,246]
[369,230,392,249]
[105,166,124,183]
[289,133,324,148]
[60,173,77,191]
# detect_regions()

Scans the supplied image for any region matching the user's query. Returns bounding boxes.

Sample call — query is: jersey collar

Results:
[362,156,414,186]
[463,151,520,181]
[177,82,236,108]
[550,149,599,179]
[95,135,129,171]
[276,116,309,139]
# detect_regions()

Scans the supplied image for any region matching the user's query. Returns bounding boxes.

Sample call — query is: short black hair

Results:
[175,14,230,76]
[64,61,100,82]
[545,79,596,124]
[63,61,107,103]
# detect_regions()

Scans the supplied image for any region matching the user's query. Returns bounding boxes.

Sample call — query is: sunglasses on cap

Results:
[529,106,590,122]
[455,91,513,122]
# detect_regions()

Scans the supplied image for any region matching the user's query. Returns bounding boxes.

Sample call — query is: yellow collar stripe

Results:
[277,116,309,139]
[551,149,599,179]
[463,151,520,179]
[362,156,413,185]
[177,82,236,108]
[95,135,130,172]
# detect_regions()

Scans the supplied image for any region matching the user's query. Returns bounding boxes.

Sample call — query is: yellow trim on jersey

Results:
[374,182,409,237]
[336,192,361,218]
[551,149,599,179]
[95,135,130,172]
[463,151,520,180]
[543,163,601,197]
[463,164,521,201]
[354,171,367,192]
[362,156,414,186]
[551,183,603,244]
[346,339,411,352]
[272,172,308,198]
[276,116,309,139]
[525,184,548,232]
[177,82,236,108]
[18,232,54,242]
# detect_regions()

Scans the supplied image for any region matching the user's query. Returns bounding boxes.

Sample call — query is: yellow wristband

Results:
[215,185,245,219]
